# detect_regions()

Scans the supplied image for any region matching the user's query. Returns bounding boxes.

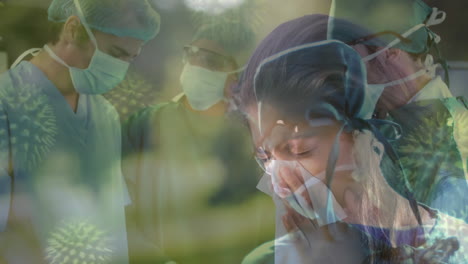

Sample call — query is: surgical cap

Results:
[328,0,440,54]
[191,3,258,67]
[48,0,161,42]
[193,22,255,58]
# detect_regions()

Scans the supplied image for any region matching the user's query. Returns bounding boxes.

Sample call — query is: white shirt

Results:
[408,76,453,103]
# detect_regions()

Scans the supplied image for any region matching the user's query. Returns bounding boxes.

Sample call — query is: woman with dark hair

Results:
[236,7,468,225]
[238,15,467,264]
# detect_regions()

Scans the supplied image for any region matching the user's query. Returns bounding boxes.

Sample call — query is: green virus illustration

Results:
[45,220,113,264]
[103,70,157,121]
[453,111,468,170]
[0,82,58,170]
[397,109,464,203]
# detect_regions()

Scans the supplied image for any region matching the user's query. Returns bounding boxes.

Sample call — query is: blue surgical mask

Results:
[43,0,129,95]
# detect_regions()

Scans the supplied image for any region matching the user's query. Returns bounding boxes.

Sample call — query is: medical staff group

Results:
[0,0,467,264]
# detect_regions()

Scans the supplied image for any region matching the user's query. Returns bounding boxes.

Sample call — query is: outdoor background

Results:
[1,0,467,263]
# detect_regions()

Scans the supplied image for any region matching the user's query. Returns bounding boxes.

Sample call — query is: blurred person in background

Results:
[423,0,468,99]
[329,0,468,221]
[104,69,159,123]
[122,4,274,264]
[0,0,160,263]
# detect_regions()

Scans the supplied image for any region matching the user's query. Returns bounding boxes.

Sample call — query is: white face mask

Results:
[180,63,229,111]
[361,8,445,63]
[365,55,438,113]
[266,160,352,226]
[180,63,240,111]
[43,0,130,95]
[359,8,444,113]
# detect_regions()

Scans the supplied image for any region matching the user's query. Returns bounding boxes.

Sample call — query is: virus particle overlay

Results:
[103,70,157,122]
[45,220,113,264]
[0,82,58,170]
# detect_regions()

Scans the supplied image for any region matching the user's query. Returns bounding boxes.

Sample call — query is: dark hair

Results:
[236,14,375,125]
[237,14,379,112]
[253,55,348,123]
[238,14,328,111]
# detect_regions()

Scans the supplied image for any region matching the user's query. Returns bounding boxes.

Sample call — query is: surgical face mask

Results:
[180,63,237,111]
[44,45,129,95]
[266,160,352,226]
[43,0,129,95]
[359,8,444,111]
[365,54,438,112]
[361,8,445,63]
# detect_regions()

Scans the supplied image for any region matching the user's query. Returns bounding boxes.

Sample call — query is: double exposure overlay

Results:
[0,0,467,263]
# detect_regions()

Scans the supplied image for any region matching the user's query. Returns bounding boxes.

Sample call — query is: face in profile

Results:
[183,38,239,97]
[64,17,145,70]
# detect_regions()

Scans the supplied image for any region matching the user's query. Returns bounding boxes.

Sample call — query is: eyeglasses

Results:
[182,45,237,72]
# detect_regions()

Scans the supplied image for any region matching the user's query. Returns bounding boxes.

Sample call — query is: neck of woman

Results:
[343,131,435,246]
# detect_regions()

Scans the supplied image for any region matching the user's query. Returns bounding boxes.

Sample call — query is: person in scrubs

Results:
[328,0,468,221]
[0,0,160,263]
[238,18,468,264]
[122,13,267,264]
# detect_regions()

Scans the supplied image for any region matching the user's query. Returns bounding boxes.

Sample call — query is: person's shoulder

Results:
[92,95,120,122]
[0,68,17,96]
[0,62,50,100]
[0,68,13,83]
[0,65,47,111]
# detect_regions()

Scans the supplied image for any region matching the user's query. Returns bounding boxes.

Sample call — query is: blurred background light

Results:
[151,0,180,11]
[184,0,245,15]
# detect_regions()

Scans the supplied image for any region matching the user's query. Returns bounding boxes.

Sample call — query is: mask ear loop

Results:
[11,48,42,69]
[73,0,99,48]
[363,8,446,63]
[43,45,70,68]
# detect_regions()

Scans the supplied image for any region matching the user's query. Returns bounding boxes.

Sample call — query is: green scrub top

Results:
[384,78,468,222]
